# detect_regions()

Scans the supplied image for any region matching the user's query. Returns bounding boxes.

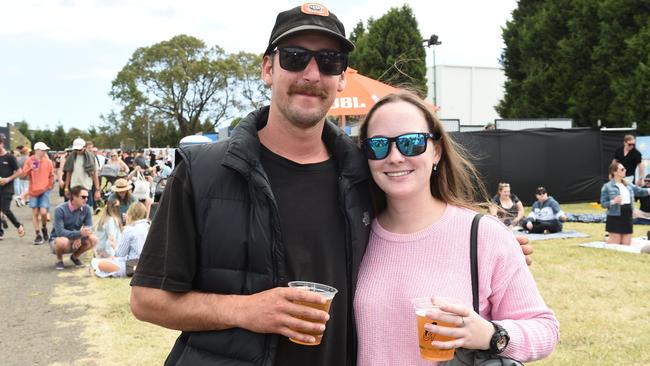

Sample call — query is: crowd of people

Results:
[1,134,173,275]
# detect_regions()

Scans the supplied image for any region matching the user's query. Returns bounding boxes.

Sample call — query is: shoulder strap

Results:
[470,213,483,313]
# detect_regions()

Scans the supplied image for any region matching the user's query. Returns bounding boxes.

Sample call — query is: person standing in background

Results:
[22,142,55,245]
[613,134,644,186]
[0,133,25,239]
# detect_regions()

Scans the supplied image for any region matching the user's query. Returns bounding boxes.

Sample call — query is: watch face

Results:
[496,335,508,350]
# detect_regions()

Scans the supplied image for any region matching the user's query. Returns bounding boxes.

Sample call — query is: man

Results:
[13,145,27,206]
[131,4,370,365]
[133,150,148,170]
[613,134,644,185]
[21,142,54,244]
[0,133,25,239]
[523,186,567,234]
[51,186,97,270]
[63,137,101,206]
[633,173,650,224]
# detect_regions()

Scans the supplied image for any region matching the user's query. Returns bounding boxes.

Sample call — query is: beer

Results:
[288,281,338,346]
[289,297,333,345]
[416,309,457,361]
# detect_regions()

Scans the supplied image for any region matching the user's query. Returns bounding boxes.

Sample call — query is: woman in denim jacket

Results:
[601,162,650,245]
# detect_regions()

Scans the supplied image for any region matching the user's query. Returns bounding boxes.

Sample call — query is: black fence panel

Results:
[449,128,627,205]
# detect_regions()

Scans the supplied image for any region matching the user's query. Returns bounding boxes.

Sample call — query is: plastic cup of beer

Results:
[288,281,338,346]
[411,297,458,361]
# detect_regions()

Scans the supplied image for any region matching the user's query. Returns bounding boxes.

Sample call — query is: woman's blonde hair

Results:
[125,201,148,225]
[359,90,490,212]
[95,199,123,231]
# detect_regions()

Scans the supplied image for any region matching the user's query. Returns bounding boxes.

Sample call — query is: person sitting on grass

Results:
[107,178,137,222]
[93,198,123,258]
[91,201,149,278]
[632,174,650,225]
[50,186,98,270]
[522,186,567,234]
[489,182,525,229]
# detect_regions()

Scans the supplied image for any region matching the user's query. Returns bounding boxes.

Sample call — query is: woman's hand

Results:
[423,297,494,351]
[612,195,622,205]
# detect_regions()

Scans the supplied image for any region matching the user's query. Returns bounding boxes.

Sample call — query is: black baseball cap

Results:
[536,186,547,195]
[265,3,355,55]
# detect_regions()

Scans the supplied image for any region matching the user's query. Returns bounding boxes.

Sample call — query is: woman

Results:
[91,202,149,277]
[93,199,123,258]
[601,162,649,245]
[107,178,137,219]
[488,182,524,228]
[105,151,129,174]
[354,91,558,365]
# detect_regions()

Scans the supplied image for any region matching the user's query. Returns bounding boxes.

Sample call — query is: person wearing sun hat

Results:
[129,3,368,365]
[107,178,136,220]
[22,142,55,244]
[63,137,101,207]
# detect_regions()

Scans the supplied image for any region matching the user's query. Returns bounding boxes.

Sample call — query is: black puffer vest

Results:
[165,106,372,365]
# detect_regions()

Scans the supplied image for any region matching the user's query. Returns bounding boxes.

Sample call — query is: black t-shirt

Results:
[613,147,642,178]
[0,153,18,195]
[261,146,349,366]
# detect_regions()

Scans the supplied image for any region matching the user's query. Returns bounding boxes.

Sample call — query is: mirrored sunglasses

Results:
[361,132,441,160]
[276,46,348,76]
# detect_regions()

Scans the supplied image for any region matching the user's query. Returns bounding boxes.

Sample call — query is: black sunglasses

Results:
[276,46,348,76]
[79,195,89,200]
[361,132,441,160]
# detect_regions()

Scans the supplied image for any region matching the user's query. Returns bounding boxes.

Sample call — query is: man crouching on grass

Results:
[50,186,97,270]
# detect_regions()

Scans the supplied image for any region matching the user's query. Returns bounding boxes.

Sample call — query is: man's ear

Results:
[262,54,274,86]
[337,68,347,92]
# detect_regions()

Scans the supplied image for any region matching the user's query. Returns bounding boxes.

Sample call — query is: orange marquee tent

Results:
[328,68,436,129]
[328,68,400,117]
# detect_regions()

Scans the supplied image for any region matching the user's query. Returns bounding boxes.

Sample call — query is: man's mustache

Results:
[288,84,329,99]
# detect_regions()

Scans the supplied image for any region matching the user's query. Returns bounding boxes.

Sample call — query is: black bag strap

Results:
[470,213,483,313]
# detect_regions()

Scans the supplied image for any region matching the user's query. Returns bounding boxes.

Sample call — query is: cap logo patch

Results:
[301,3,329,16]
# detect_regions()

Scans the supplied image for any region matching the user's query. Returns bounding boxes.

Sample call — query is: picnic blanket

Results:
[519,230,590,241]
[579,237,650,254]
[565,213,607,223]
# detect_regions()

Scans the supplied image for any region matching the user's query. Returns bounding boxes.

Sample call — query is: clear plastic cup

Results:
[288,281,338,346]
[411,297,458,361]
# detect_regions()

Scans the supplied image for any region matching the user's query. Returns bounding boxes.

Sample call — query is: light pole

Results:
[423,34,441,106]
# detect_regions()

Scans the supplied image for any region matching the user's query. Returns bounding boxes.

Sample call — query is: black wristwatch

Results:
[487,321,510,354]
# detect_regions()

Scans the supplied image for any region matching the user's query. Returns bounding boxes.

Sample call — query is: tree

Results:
[348,6,427,96]
[498,0,650,130]
[111,35,239,136]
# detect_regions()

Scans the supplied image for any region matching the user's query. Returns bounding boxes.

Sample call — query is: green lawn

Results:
[76,202,650,365]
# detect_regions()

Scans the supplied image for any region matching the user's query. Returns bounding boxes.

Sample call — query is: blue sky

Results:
[0,0,517,131]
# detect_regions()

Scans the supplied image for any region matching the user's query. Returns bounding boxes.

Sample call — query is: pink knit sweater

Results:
[354,205,559,365]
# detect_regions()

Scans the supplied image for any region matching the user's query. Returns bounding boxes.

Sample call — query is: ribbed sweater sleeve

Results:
[354,205,559,366]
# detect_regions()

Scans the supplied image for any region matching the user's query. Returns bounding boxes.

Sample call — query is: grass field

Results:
[67,202,650,365]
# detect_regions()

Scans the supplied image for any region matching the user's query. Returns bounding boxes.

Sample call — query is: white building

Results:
[426,65,505,128]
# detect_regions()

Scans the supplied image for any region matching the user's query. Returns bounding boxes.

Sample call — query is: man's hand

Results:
[235,287,331,344]
[80,226,93,237]
[516,236,533,266]
[0,178,6,186]
[93,190,101,202]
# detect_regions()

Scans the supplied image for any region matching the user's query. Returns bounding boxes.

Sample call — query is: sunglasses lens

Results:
[396,133,427,156]
[315,51,347,75]
[279,48,311,72]
[278,47,346,75]
[363,138,389,160]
